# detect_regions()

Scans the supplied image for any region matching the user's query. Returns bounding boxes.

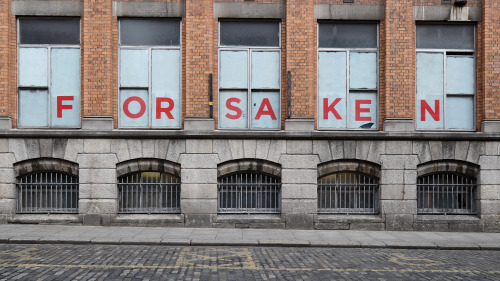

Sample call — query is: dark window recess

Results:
[318,23,377,49]
[120,18,181,46]
[19,18,80,45]
[416,24,474,50]
[220,21,280,47]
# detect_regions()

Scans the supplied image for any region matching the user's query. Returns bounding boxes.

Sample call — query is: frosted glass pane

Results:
[219,90,248,129]
[51,48,81,127]
[19,90,48,127]
[220,51,247,89]
[416,53,444,129]
[447,56,474,95]
[251,51,280,89]
[350,52,377,89]
[120,89,149,127]
[349,92,377,129]
[120,49,148,87]
[251,91,280,129]
[446,96,474,130]
[152,49,181,128]
[318,51,347,129]
[417,97,444,129]
[19,48,48,87]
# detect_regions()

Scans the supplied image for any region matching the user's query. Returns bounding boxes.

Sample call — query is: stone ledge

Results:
[113,1,185,17]
[314,4,384,20]
[315,214,384,223]
[8,214,80,224]
[111,214,184,227]
[416,215,480,222]
[12,0,83,16]
[214,214,285,228]
[214,3,285,19]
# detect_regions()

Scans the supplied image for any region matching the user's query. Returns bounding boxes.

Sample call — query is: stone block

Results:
[413,221,448,232]
[166,139,185,162]
[383,118,414,132]
[315,4,385,20]
[380,155,418,170]
[385,214,414,231]
[466,142,485,164]
[404,185,417,200]
[127,140,142,159]
[286,140,313,155]
[281,199,316,214]
[314,222,349,230]
[385,141,412,155]
[381,200,417,214]
[77,154,118,169]
[181,169,217,184]
[350,222,385,231]
[0,169,15,184]
[482,215,500,232]
[479,186,500,200]
[267,140,286,163]
[442,141,455,159]
[214,3,285,19]
[154,139,170,159]
[343,141,356,158]
[367,141,385,164]
[25,139,40,158]
[81,184,117,199]
[455,141,469,160]
[0,117,11,130]
[52,139,68,159]
[313,140,332,163]
[39,139,53,158]
[255,140,271,160]
[179,154,219,169]
[448,221,482,232]
[0,153,15,168]
[141,140,156,158]
[479,171,500,185]
[281,184,316,199]
[0,199,15,214]
[9,139,28,162]
[0,184,16,199]
[213,139,232,163]
[228,140,244,159]
[181,184,217,199]
[279,155,319,169]
[286,214,314,229]
[480,200,500,215]
[404,170,417,185]
[380,185,404,200]
[81,117,113,130]
[281,169,317,184]
[84,139,111,154]
[243,139,257,158]
[185,214,213,228]
[482,120,500,133]
[79,169,116,184]
[479,156,500,170]
[186,139,213,154]
[381,170,404,185]
[64,139,83,162]
[0,139,8,153]
[486,142,500,156]
[82,214,102,226]
[183,118,214,131]
[413,141,431,164]
[79,199,117,214]
[355,141,370,161]
[284,118,315,131]
[181,199,217,214]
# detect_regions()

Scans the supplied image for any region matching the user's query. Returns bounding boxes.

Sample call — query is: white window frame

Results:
[118,19,182,129]
[218,21,282,130]
[17,17,81,129]
[317,22,379,130]
[415,24,476,131]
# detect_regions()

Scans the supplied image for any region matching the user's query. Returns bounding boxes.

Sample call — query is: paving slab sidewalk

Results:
[0,224,498,250]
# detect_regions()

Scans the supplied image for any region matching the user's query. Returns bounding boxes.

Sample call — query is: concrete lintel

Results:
[314,4,384,20]
[82,117,113,131]
[383,118,415,132]
[285,118,315,132]
[0,117,12,130]
[12,0,83,16]
[113,1,185,18]
[214,3,285,19]
[482,120,500,133]
[413,6,481,22]
[184,118,214,131]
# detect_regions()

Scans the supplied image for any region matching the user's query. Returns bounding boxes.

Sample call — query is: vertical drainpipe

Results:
[287,71,291,118]
[209,74,213,118]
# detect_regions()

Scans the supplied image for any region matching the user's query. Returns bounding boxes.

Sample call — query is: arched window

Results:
[15,158,79,214]
[317,160,380,214]
[217,159,281,213]
[417,161,478,215]
[117,159,181,214]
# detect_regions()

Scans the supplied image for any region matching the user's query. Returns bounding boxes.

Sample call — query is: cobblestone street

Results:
[0,244,498,280]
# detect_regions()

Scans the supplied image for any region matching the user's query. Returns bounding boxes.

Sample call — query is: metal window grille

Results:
[318,172,379,214]
[118,172,180,213]
[17,172,79,213]
[417,173,476,215]
[218,172,281,213]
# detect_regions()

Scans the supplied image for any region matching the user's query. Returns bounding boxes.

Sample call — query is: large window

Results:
[318,23,378,130]
[218,21,281,130]
[119,18,181,128]
[18,18,81,128]
[416,24,475,130]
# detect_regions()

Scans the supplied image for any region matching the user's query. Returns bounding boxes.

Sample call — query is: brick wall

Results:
[482,0,500,120]
[0,0,8,116]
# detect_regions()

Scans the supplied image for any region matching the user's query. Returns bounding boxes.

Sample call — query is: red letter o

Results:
[123,96,146,119]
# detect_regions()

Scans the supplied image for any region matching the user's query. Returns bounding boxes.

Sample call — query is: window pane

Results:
[220,51,248,89]
[446,96,474,130]
[251,91,280,129]
[349,92,377,129]
[152,49,180,128]
[416,25,474,50]
[318,23,377,48]
[219,90,248,129]
[19,48,48,87]
[350,52,377,89]
[120,49,148,87]
[120,19,180,46]
[51,48,80,127]
[251,51,280,89]
[318,51,347,129]
[19,18,80,45]
[19,89,48,127]
[220,21,280,47]
[447,56,474,95]
[120,89,149,127]
[416,53,444,129]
